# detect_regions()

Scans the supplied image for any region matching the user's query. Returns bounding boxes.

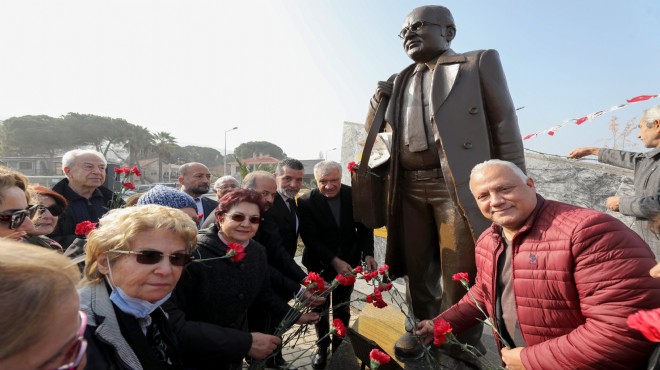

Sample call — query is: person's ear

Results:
[177,176,185,185]
[445,25,456,42]
[654,119,660,132]
[63,166,72,177]
[526,177,536,190]
[97,254,110,275]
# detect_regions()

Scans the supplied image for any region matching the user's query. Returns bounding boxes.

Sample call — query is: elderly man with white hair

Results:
[569,105,660,255]
[51,149,114,248]
[415,159,660,370]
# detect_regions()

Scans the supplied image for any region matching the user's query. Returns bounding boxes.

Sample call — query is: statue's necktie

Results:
[406,65,429,152]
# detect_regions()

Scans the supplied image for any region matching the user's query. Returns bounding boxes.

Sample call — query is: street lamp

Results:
[325,147,336,160]
[224,126,238,175]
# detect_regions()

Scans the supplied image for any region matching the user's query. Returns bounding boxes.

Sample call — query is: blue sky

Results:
[1,1,658,160]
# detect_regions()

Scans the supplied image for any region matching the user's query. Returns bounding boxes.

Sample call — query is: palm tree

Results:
[152,131,177,182]
[124,125,154,167]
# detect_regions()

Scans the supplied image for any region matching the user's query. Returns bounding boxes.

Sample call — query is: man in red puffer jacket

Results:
[416,159,660,370]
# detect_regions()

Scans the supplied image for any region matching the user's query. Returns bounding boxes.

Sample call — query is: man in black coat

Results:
[298,161,376,369]
[51,149,115,248]
[269,158,304,257]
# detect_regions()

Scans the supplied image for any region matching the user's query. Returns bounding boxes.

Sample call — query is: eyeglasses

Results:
[226,212,261,225]
[54,311,87,370]
[398,20,445,39]
[0,205,38,229]
[35,204,65,217]
[107,249,194,266]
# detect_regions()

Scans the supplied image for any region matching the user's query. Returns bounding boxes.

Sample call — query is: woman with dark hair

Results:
[167,189,318,370]
[26,185,68,251]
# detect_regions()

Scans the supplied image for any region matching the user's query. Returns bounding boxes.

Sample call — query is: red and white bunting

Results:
[522,94,660,140]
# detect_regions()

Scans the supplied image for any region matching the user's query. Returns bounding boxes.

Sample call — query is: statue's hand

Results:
[375,80,393,102]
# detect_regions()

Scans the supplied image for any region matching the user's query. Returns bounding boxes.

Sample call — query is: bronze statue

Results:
[364,5,526,356]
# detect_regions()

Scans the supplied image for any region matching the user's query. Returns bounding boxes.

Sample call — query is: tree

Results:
[234,141,286,160]
[178,146,224,167]
[123,125,154,167]
[151,131,178,182]
[0,115,73,174]
[602,116,638,150]
[60,113,133,156]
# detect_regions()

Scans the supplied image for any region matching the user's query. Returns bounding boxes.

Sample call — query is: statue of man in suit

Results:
[365,5,526,354]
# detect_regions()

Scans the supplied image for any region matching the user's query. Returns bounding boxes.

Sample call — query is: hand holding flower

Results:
[501,347,525,370]
[296,312,320,325]
[414,320,434,345]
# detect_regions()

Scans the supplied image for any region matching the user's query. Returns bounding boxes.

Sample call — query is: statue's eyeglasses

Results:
[398,21,444,39]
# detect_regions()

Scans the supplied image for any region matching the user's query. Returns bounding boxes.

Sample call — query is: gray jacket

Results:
[599,147,660,255]
[79,282,144,370]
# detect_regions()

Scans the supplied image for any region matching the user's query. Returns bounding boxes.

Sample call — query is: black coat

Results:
[298,185,374,279]
[166,225,290,369]
[266,193,299,257]
[51,178,115,248]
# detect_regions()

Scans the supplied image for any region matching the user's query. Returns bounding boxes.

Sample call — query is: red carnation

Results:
[365,294,374,303]
[372,290,387,308]
[433,319,453,346]
[304,272,326,293]
[332,318,346,338]
[335,273,356,286]
[131,166,142,176]
[122,182,136,190]
[113,167,123,173]
[347,161,359,173]
[369,348,391,368]
[628,308,660,342]
[74,221,97,236]
[377,282,393,292]
[353,265,363,274]
[452,272,469,282]
[225,242,246,262]
[378,264,389,275]
[363,271,379,283]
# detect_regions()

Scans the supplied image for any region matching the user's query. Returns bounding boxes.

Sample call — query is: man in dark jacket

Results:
[51,149,115,248]
[298,161,376,369]
[178,162,218,228]
[568,105,660,256]
[416,159,660,370]
[270,158,304,257]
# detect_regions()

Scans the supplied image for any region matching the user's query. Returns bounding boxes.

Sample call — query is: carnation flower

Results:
[74,221,97,236]
[347,161,359,173]
[433,318,453,346]
[130,166,142,176]
[378,264,389,275]
[377,282,393,292]
[353,265,363,274]
[122,182,136,190]
[304,272,325,293]
[628,308,660,342]
[363,270,379,283]
[331,318,346,338]
[452,272,469,282]
[225,242,246,262]
[335,273,356,286]
[369,348,391,369]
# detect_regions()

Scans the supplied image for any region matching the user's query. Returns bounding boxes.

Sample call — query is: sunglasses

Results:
[0,205,38,229]
[225,212,261,225]
[36,204,65,217]
[54,311,87,370]
[107,249,194,266]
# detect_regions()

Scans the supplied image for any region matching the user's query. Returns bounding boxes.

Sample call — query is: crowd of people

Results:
[0,151,376,370]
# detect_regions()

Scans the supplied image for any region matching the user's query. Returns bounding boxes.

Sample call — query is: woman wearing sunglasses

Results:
[166,189,318,369]
[80,204,198,370]
[25,185,68,252]
[0,166,36,241]
[0,241,86,370]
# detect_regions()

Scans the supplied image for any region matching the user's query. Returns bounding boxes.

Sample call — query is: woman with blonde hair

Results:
[0,166,36,241]
[81,204,198,370]
[0,240,85,370]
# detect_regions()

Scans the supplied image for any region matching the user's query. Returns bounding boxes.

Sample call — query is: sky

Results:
[1,1,659,162]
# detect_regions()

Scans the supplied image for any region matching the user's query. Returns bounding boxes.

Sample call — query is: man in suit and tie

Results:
[178,162,218,228]
[365,5,526,354]
[269,158,305,257]
[298,161,377,369]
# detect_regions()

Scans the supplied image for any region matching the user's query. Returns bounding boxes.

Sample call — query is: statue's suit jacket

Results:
[366,49,526,278]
